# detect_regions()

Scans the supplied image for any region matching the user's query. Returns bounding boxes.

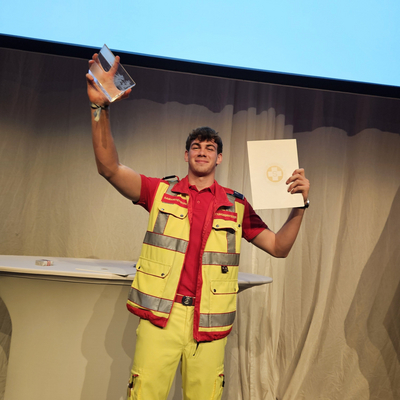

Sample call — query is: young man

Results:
[86,55,310,400]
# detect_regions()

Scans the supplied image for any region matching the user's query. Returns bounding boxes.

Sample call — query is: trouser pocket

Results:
[212,373,225,400]
[127,373,140,400]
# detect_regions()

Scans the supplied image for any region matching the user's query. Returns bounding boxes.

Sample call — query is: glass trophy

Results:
[89,44,136,102]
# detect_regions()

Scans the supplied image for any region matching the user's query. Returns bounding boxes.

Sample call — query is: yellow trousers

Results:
[127,302,227,400]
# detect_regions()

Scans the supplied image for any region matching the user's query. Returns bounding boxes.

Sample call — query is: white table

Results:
[0,255,272,400]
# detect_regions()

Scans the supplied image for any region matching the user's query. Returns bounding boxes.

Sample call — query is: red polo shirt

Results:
[137,175,268,297]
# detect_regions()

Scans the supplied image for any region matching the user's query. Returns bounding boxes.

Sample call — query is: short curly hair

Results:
[185,127,223,154]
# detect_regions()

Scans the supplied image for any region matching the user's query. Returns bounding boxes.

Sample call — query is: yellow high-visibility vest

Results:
[127,178,245,342]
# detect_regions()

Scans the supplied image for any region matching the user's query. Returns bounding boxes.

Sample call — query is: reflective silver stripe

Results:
[202,252,240,266]
[226,231,236,254]
[225,194,236,211]
[128,287,174,314]
[144,231,188,254]
[166,182,179,195]
[199,311,236,328]
[220,194,236,253]
[153,212,169,234]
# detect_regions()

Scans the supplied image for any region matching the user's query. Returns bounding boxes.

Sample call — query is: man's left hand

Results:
[286,168,310,202]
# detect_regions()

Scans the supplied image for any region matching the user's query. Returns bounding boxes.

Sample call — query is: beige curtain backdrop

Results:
[0,47,399,400]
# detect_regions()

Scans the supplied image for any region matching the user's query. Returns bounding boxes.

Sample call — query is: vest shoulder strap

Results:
[161,174,179,182]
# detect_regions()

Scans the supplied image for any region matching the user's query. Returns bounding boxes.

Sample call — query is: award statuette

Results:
[89,44,136,102]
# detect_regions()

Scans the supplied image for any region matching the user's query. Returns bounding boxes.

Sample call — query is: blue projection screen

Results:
[1,0,399,88]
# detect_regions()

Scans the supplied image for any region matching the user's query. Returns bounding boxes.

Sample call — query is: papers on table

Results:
[247,139,304,210]
[75,266,133,277]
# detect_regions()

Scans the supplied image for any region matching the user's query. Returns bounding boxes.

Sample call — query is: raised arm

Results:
[251,168,310,258]
[86,54,141,202]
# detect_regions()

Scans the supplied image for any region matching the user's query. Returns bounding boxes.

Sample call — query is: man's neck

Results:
[187,172,215,191]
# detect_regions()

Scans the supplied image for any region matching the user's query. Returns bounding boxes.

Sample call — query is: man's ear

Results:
[184,150,189,162]
[216,152,223,165]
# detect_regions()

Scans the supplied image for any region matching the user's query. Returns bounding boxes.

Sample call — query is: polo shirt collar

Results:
[172,176,233,208]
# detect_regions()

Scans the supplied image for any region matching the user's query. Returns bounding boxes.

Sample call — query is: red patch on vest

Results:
[161,193,188,208]
[214,211,237,222]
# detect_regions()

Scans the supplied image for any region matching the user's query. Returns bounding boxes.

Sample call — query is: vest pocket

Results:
[136,258,171,278]
[134,257,171,298]
[158,202,188,219]
[210,219,239,255]
[210,280,238,313]
[212,218,238,231]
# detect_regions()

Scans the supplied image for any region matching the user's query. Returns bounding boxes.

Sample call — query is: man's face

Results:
[184,139,223,177]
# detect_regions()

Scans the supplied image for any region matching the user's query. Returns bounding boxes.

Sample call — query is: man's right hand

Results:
[87,53,140,202]
[86,54,131,106]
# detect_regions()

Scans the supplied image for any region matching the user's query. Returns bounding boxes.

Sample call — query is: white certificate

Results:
[247,139,304,210]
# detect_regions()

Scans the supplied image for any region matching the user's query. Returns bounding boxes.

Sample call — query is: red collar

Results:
[188,181,215,195]
[172,176,234,209]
